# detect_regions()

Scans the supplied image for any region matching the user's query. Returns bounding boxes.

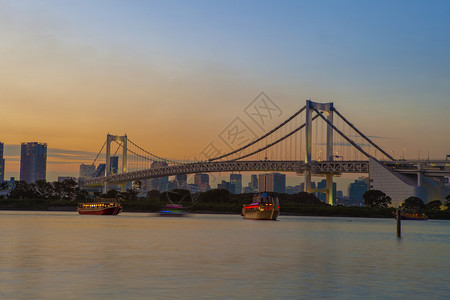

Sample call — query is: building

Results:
[0,142,4,182]
[218,180,232,192]
[258,173,286,193]
[250,174,258,191]
[94,164,106,177]
[230,174,242,194]
[110,156,119,174]
[194,173,210,191]
[369,157,450,206]
[79,164,96,179]
[20,142,47,183]
[347,178,368,206]
[148,161,169,192]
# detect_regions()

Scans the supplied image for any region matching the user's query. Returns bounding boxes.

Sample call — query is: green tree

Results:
[363,190,391,208]
[401,196,425,210]
[426,200,442,210]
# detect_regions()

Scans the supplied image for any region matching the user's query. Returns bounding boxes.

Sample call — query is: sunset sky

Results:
[1,0,449,183]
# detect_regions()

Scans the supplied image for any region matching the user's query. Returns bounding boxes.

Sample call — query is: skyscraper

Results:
[250,174,258,191]
[258,173,286,193]
[79,164,96,178]
[0,142,4,182]
[348,178,368,206]
[109,156,119,174]
[20,142,47,183]
[230,174,242,194]
[194,173,210,191]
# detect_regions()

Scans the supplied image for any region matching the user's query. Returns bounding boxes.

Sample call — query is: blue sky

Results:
[1,0,449,183]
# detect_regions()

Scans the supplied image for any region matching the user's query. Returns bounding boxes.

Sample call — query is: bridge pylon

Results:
[104,134,128,192]
[304,100,335,205]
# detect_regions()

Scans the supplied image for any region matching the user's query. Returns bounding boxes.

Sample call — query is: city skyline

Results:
[2,1,449,182]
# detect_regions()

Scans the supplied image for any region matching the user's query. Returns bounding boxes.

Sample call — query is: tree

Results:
[363,190,391,208]
[444,195,450,209]
[426,200,442,210]
[401,196,425,210]
[9,181,38,199]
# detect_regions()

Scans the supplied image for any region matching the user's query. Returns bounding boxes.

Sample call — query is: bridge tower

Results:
[304,100,335,205]
[104,134,128,192]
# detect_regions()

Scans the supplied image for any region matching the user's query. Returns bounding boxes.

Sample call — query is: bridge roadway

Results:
[82,159,450,186]
[82,160,370,186]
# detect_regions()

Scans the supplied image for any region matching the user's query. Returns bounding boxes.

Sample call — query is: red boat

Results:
[77,200,122,215]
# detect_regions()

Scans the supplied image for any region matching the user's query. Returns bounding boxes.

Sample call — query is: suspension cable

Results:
[126,138,186,164]
[92,140,106,166]
[312,107,372,158]
[333,107,395,160]
[232,114,319,161]
[209,106,306,161]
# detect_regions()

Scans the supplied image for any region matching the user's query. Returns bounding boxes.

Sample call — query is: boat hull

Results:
[242,209,279,220]
[77,206,122,215]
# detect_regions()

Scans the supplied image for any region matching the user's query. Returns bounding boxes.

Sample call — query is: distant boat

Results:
[395,211,428,221]
[242,192,279,220]
[77,199,122,215]
[159,204,186,217]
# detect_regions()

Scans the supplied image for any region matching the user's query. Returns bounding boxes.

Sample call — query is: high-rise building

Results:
[110,156,119,174]
[0,142,4,182]
[94,164,106,177]
[348,178,368,206]
[79,164,96,178]
[258,173,286,193]
[173,174,188,189]
[230,174,242,194]
[194,173,210,191]
[20,142,47,183]
[250,174,258,191]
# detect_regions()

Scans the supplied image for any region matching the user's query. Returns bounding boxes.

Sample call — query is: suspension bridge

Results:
[82,100,450,205]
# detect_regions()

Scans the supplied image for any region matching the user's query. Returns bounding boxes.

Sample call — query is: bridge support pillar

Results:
[304,170,312,193]
[105,134,128,192]
[304,100,335,205]
[326,173,334,205]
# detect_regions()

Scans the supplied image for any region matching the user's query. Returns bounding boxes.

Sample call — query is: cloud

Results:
[4,145,97,164]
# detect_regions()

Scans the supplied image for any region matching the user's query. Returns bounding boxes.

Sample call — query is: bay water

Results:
[1,211,449,299]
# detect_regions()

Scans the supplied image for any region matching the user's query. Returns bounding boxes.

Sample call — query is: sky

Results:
[1,0,449,184]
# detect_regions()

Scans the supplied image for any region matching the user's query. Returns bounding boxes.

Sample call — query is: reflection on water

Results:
[0,212,449,299]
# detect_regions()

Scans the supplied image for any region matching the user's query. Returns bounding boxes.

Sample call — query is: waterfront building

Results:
[194,173,210,191]
[230,173,242,194]
[79,164,96,178]
[0,142,4,182]
[369,157,450,206]
[20,142,47,184]
[258,173,286,193]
